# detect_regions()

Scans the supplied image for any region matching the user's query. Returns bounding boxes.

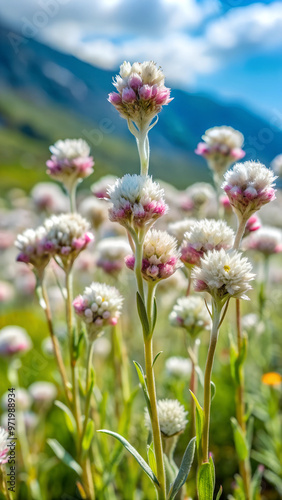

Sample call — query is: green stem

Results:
[134,236,145,301]
[233,216,248,251]
[144,336,166,500]
[137,129,149,176]
[68,182,78,213]
[147,282,156,332]
[80,342,95,451]
[202,301,221,463]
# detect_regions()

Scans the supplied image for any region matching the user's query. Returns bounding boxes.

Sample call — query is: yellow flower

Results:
[261,372,282,386]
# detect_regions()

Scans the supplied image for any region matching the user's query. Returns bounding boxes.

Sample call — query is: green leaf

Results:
[263,470,282,495]
[136,291,150,337]
[168,437,196,500]
[211,381,216,402]
[73,330,85,361]
[152,297,157,332]
[97,430,159,486]
[152,351,163,367]
[246,416,254,450]
[197,462,214,500]
[147,442,157,478]
[231,417,249,461]
[190,390,204,462]
[82,420,95,451]
[209,455,215,489]
[47,439,82,476]
[250,466,263,500]
[216,485,223,500]
[133,360,151,414]
[54,400,76,434]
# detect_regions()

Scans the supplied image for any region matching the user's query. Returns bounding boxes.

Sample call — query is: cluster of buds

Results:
[73,283,123,340]
[15,226,52,275]
[145,399,188,438]
[108,61,172,131]
[195,126,245,177]
[96,237,131,276]
[243,214,261,238]
[169,296,211,337]
[125,229,181,282]
[46,139,94,190]
[222,161,276,220]
[243,226,282,256]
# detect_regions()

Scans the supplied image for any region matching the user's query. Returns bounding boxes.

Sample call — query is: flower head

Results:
[261,372,282,387]
[165,357,192,378]
[169,296,211,337]
[243,226,282,256]
[91,175,117,199]
[244,214,261,238]
[145,399,188,437]
[96,237,131,275]
[195,126,245,177]
[0,326,32,357]
[180,219,234,268]
[222,161,276,219]
[0,427,9,465]
[125,229,181,282]
[108,175,167,232]
[44,213,94,270]
[46,139,94,189]
[168,218,197,244]
[109,61,172,130]
[79,197,108,230]
[31,182,68,213]
[73,283,123,340]
[192,248,255,303]
[15,226,52,274]
[29,382,57,408]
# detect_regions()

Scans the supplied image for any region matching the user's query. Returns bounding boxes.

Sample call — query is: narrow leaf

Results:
[136,292,150,337]
[133,360,151,414]
[190,390,204,461]
[231,417,249,461]
[197,462,214,500]
[211,381,216,402]
[82,420,95,451]
[152,351,163,368]
[168,437,196,500]
[47,439,82,476]
[216,486,223,500]
[246,416,254,450]
[97,430,159,486]
[152,297,157,332]
[55,400,76,433]
[147,442,157,478]
[209,455,215,489]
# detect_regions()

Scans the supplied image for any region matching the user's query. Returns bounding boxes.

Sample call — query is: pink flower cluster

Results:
[244,215,261,238]
[125,254,179,282]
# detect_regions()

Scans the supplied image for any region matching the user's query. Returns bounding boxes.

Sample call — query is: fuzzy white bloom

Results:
[243,226,282,256]
[96,237,131,275]
[91,175,117,199]
[180,219,234,268]
[169,296,211,337]
[43,213,94,269]
[125,229,181,281]
[185,183,216,208]
[168,218,197,244]
[203,127,244,149]
[145,399,188,437]
[271,154,282,177]
[165,357,192,378]
[0,326,32,357]
[29,382,57,407]
[31,182,68,213]
[192,248,255,303]
[15,225,51,272]
[0,427,9,465]
[108,174,167,231]
[47,139,94,188]
[223,161,276,219]
[50,139,91,160]
[79,197,108,230]
[73,283,123,340]
[1,389,31,411]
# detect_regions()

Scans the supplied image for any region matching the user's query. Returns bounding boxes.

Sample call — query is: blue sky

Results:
[1,0,282,122]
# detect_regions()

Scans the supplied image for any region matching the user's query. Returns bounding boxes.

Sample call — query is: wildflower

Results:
[244,214,261,237]
[0,326,32,357]
[44,213,94,271]
[91,175,117,199]
[270,154,282,177]
[108,61,172,131]
[192,248,255,304]
[195,126,245,177]
[165,357,192,378]
[261,372,282,386]
[107,175,167,233]
[222,161,276,220]
[29,382,57,408]
[243,226,282,256]
[46,139,94,189]
[15,226,52,275]
[31,182,68,213]
[169,296,211,337]
[0,427,9,465]
[180,219,234,268]
[73,283,123,340]
[145,399,188,437]
[79,197,108,230]
[168,218,197,245]
[184,183,216,215]
[125,229,181,282]
[96,237,131,275]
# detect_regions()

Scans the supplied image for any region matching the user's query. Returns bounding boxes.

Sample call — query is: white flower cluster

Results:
[168,218,197,244]
[192,248,255,303]
[116,61,165,92]
[96,237,131,275]
[73,282,123,339]
[244,226,282,256]
[15,226,51,271]
[0,427,9,465]
[145,399,188,437]
[29,382,57,407]
[79,197,109,230]
[50,139,91,160]
[165,356,192,378]
[108,174,167,230]
[169,296,211,337]
[203,126,244,150]
[0,326,32,357]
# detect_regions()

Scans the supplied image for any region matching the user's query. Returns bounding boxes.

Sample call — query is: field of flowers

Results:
[0,61,282,500]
